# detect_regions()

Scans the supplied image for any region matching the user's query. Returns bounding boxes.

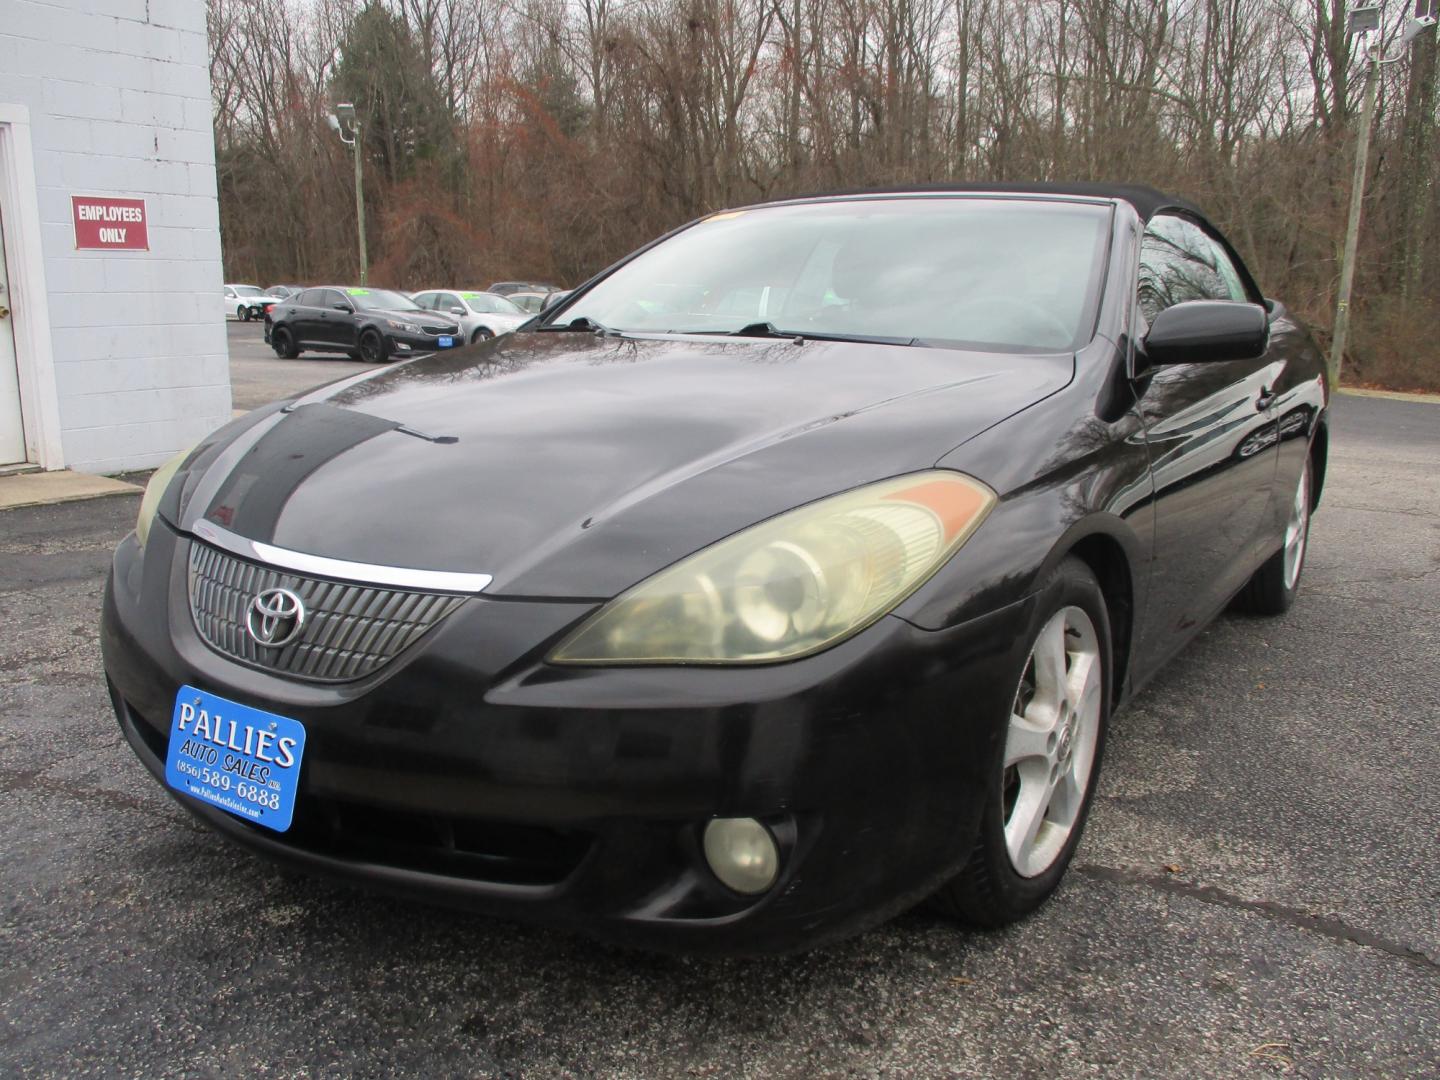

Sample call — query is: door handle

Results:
[1256,386,1277,411]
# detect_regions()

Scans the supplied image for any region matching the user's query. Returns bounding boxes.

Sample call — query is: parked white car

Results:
[410,289,530,343]
[223,284,269,322]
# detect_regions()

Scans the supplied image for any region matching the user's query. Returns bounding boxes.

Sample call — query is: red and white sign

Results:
[71,196,149,251]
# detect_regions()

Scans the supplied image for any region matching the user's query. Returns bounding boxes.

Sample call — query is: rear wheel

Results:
[271,326,300,359]
[1233,456,1312,615]
[932,557,1111,927]
[471,326,495,344]
[359,329,389,363]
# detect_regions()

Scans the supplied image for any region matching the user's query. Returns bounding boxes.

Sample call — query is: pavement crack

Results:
[1076,863,1440,976]
[1326,502,1439,520]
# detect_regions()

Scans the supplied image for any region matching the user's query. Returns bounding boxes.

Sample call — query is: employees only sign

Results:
[71,196,148,250]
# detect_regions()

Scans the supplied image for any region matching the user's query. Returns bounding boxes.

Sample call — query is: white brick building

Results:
[0,0,229,474]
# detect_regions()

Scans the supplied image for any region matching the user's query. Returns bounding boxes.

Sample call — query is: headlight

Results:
[135,448,192,547]
[550,471,995,664]
[384,318,421,333]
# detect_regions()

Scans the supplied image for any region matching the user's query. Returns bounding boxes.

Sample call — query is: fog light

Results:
[702,817,779,894]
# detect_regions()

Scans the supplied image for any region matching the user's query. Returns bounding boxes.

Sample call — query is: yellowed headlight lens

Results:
[550,471,996,664]
[135,448,191,547]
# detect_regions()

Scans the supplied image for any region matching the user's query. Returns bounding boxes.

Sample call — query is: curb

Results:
[1338,387,1440,404]
[0,470,142,512]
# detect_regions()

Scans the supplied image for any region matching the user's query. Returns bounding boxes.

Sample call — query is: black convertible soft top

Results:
[793,182,1206,224]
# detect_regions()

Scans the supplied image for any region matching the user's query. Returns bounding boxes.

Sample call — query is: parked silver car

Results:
[411,289,531,343]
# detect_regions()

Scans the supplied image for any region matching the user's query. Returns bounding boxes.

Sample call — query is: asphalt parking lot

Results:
[2,333,1437,1075]
[226,320,375,411]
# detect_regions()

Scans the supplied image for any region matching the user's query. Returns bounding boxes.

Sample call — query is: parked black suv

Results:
[266,287,461,362]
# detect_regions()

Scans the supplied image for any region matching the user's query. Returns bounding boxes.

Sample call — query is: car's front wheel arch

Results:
[1026,519,1138,712]
[1064,533,1134,711]
[1309,417,1328,512]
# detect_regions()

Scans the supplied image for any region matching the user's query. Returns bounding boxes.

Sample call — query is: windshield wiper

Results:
[696,322,915,347]
[538,315,615,335]
[730,321,803,341]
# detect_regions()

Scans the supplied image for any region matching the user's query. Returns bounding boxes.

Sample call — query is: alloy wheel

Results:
[1001,605,1103,878]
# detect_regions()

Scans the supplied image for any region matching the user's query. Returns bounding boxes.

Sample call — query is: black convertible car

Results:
[103,184,1328,953]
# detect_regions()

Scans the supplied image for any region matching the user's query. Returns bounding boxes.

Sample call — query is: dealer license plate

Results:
[164,685,306,832]
[437,336,454,347]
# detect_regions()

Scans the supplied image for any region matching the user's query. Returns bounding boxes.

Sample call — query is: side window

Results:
[294,289,323,307]
[1137,215,1233,325]
[324,289,351,310]
[438,293,461,313]
[412,293,434,310]
[1204,236,1250,303]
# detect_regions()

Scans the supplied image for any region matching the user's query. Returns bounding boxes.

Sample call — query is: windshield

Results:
[234,286,265,297]
[555,198,1111,351]
[345,288,420,311]
[462,292,523,315]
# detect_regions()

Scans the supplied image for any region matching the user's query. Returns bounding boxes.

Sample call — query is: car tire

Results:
[471,327,494,344]
[271,326,300,360]
[359,329,389,364]
[931,556,1111,928]
[1232,455,1313,616]
[238,305,250,322]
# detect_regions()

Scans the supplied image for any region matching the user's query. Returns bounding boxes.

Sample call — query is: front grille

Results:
[187,542,464,682]
[419,323,456,336]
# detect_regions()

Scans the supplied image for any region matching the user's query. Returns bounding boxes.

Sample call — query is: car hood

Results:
[177,332,1072,598]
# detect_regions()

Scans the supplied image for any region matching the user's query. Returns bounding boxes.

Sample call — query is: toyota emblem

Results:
[246,587,306,648]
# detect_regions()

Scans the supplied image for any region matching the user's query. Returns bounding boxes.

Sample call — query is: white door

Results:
[0,206,26,465]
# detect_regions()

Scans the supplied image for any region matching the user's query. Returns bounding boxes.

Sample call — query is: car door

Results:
[433,292,469,336]
[320,289,359,350]
[1132,213,1281,671]
[287,289,325,345]
[222,286,235,318]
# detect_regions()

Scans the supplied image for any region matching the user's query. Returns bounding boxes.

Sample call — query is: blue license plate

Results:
[437,336,454,347]
[165,685,306,832]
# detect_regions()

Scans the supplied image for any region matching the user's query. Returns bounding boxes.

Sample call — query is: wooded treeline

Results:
[209,0,1440,388]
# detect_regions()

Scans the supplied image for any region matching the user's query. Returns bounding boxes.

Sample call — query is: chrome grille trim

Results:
[187,542,466,682]
[190,519,491,594]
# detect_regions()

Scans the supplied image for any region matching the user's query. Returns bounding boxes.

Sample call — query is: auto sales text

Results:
[174,701,296,784]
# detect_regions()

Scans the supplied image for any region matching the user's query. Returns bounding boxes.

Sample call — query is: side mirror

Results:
[332,302,353,313]
[449,306,466,316]
[540,290,571,315]
[1143,301,1268,365]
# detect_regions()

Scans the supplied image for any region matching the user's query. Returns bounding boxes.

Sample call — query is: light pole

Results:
[328,102,368,286]
[1330,3,1438,385]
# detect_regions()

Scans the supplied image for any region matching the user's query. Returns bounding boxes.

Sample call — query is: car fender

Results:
[893,343,1154,653]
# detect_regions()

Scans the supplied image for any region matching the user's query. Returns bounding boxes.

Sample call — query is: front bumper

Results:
[386,328,460,356]
[101,520,1032,954]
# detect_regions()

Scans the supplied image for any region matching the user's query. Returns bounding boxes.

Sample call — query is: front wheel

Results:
[359,329,389,363]
[237,305,251,322]
[932,557,1111,927]
[1232,456,1312,615]
[471,326,495,344]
